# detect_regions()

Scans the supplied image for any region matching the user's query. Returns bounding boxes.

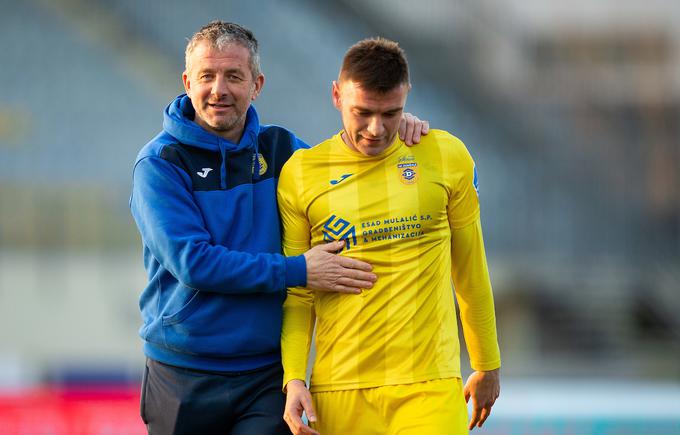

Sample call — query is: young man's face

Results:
[183,41,264,142]
[332,80,409,156]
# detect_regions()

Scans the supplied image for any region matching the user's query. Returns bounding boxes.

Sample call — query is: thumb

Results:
[303,397,317,422]
[464,383,471,403]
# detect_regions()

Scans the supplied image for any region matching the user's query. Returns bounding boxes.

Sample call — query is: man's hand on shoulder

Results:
[464,368,500,430]
[303,241,377,294]
[399,112,430,146]
[283,379,319,435]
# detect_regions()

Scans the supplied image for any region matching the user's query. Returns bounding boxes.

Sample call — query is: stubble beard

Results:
[202,106,248,137]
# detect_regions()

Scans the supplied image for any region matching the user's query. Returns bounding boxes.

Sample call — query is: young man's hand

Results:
[398,112,430,145]
[464,368,500,430]
[283,379,319,435]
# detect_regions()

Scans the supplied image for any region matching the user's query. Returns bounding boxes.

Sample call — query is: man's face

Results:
[183,41,264,142]
[332,80,409,156]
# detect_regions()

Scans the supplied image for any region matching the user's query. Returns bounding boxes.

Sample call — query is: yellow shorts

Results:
[310,378,469,435]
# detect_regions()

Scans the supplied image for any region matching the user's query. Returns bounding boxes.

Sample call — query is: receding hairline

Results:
[184,21,261,79]
[185,40,254,71]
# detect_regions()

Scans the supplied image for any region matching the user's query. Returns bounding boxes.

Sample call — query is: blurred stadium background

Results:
[1,0,679,433]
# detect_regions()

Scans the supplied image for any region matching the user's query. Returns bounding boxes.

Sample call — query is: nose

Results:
[366,116,384,138]
[211,76,228,98]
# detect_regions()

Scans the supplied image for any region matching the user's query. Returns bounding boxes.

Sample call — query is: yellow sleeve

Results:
[445,140,500,371]
[450,218,501,371]
[277,154,316,388]
[446,136,480,229]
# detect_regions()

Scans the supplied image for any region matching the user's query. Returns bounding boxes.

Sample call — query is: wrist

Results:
[284,378,306,393]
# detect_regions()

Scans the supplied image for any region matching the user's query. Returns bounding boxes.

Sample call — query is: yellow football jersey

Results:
[278,130,500,392]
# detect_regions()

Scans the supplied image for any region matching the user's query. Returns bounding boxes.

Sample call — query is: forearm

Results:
[167,241,307,294]
[451,218,501,371]
[281,287,316,389]
[132,200,306,295]
[131,156,307,294]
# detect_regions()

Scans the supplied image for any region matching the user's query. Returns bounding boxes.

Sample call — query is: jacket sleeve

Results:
[277,154,316,387]
[130,156,307,294]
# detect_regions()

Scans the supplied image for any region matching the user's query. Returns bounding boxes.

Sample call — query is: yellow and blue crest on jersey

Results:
[397,155,418,185]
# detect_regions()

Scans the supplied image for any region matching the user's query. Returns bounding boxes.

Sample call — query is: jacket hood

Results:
[162,94,263,186]
[163,94,261,153]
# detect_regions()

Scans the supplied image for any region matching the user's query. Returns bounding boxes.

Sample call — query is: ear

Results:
[182,71,190,94]
[332,81,341,110]
[251,73,265,101]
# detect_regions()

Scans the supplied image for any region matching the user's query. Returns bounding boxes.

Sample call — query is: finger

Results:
[283,412,304,434]
[468,399,480,430]
[336,277,375,289]
[317,240,346,253]
[300,425,320,435]
[468,412,479,430]
[329,284,362,294]
[411,120,423,144]
[477,406,491,428]
[422,120,430,134]
[398,116,407,142]
[335,267,377,283]
[301,394,317,423]
[404,115,415,145]
[337,256,374,273]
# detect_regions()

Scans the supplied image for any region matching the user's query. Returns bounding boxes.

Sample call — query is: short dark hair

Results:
[339,37,409,93]
[185,21,260,79]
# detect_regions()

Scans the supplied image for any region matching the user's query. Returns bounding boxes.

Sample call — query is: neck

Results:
[340,131,395,156]
[340,131,352,149]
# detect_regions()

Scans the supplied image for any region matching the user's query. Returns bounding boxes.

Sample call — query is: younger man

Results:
[278,38,501,434]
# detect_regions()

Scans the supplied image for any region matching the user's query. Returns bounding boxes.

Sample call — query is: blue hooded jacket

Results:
[130,94,307,372]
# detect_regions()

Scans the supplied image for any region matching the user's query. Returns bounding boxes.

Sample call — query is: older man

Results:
[130,21,428,435]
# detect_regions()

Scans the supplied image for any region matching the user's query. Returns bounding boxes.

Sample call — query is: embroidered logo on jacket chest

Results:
[252,153,268,176]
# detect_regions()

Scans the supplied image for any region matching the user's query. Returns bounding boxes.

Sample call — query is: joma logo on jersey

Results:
[322,215,357,250]
[330,174,352,185]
